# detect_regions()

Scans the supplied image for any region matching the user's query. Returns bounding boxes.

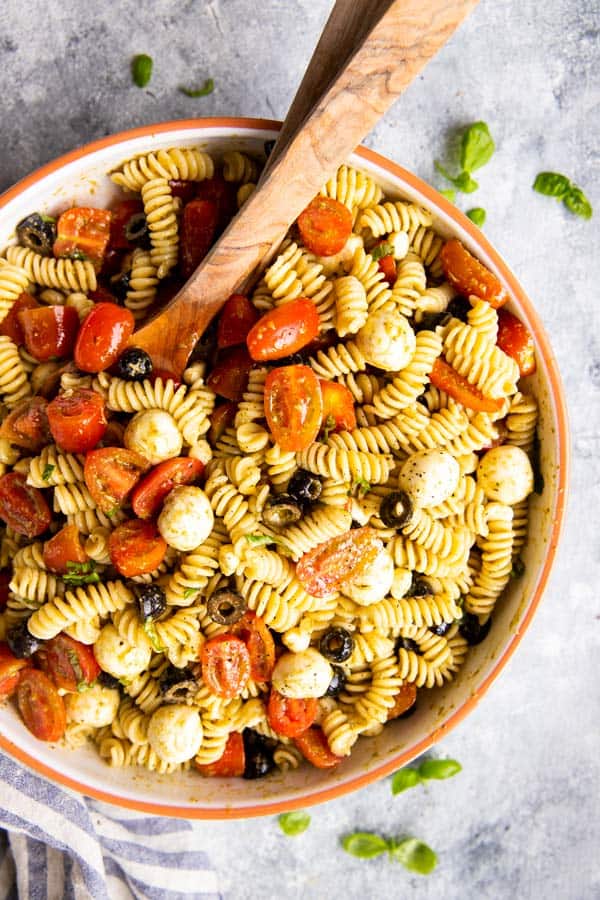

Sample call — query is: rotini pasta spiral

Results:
[28,580,134,640]
[358,201,432,240]
[141,178,179,279]
[367,330,442,419]
[296,442,392,485]
[6,245,97,292]
[27,445,84,487]
[0,335,32,407]
[110,147,214,191]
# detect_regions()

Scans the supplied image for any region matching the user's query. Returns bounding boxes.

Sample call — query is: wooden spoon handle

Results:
[133,0,479,374]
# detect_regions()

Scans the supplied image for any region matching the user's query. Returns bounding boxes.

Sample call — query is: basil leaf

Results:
[131,54,153,88]
[371,242,394,261]
[42,463,55,482]
[278,811,311,836]
[532,172,571,198]
[434,162,478,193]
[341,832,389,859]
[354,478,371,496]
[466,207,486,227]
[418,758,462,780]
[322,414,336,442]
[460,122,495,173]
[439,188,456,203]
[389,837,437,874]
[391,767,421,794]
[564,186,593,220]
[63,560,100,586]
[179,78,214,98]
[183,587,197,600]
[143,620,165,652]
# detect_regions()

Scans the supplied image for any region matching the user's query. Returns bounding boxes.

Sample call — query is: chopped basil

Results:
[388,837,437,875]
[533,172,593,219]
[460,122,495,173]
[466,207,486,227]
[563,185,592,220]
[434,162,478,194]
[132,54,153,88]
[322,414,336,442]
[143,620,165,652]
[341,832,389,859]
[278,811,311,836]
[40,214,56,224]
[354,478,371,496]
[439,188,456,203]
[511,557,526,578]
[63,560,100,586]
[41,463,55,482]
[183,587,197,600]
[371,242,394,261]
[179,78,214,98]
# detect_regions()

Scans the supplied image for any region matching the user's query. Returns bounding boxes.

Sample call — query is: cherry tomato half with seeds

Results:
[47,388,107,453]
[206,346,253,402]
[247,298,319,362]
[0,397,50,452]
[74,302,135,373]
[386,683,418,720]
[429,358,504,414]
[43,524,87,574]
[496,309,536,376]
[264,365,323,452]
[131,457,205,519]
[194,731,245,777]
[440,239,508,308]
[319,379,356,433]
[18,305,80,361]
[0,642,30,698]
[0,292,39,345]
[297,197,352,257]
[179,199,219,280]
[293,726,342,769]
[16,669,66,742]
[230,611,276,682]
[0,472,51,538]
[36,633,100,692]
[296,526,383,599]
[267,690,318,738]
[53,207,112,270]
[201,634,250,699]
[84,447,150,514]
[109,518,167,578]
[217,294,259,349]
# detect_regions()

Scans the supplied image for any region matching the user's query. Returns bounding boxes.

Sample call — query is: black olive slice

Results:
[16,213,56,256]
[319,628,354,663]
[207,589,247,626]
[261,495,303,529]
[325,665,346,696]
[116,347,154,381]
[380,491,413,528]
[136,584,167,621]
[459,613,492,646]
[287,469,322,505]
[7,620,42,658]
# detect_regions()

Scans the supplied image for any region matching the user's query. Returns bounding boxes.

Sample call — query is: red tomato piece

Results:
[74,302,135,373]
[36,634,100,692]
[230,611,276,682]
[378,254,397,286]
[109,518,167,578]
[169,180,197,204]
[267,691,318,738]
[0,397,50,452]
[319,380,356,433]
[0,292,39,344]
[247,298,319,361]
[18,305,80,361]
[0,643,29,698]
[0,572,10,611]
[131,457,204,519]
[208,401,237,446]
[53,207,112,270]
[297,197,352,257]
[386,683,418,720]
[0,472,51,538]
[201,634,250,699]
[84,447,150,514]
[47,388,107,453]
[296,526,383,598]
[206,346,253,402]
[196,174,238,232]
[109,199,144,250]
[496,309,536,376]
[150,368,182,387]
[264,365,323,452]
[179,199,219,280]
[194,732,245,777]
[430,358,504,413]
[16,669,66,742]
[293,726,343,769]
[43,524,87,574]
[217,294,259,349]
[440,239,508,308]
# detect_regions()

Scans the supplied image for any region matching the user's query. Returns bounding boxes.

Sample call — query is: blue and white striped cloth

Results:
[0,751,221,900]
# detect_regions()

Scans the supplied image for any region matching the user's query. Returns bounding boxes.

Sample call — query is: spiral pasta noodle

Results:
[367,330,442,419]
[0,336,32,407]
[110,147,214,191]
[27,581,134,640]
[6,245,97,292]
[0,258,30,322]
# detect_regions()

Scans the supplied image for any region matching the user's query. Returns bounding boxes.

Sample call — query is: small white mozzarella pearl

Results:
[124,410,182,464]
[93,625,152,680]
[64,684,120,727]
[313,233,364,275]
[272,648,333,699]
[157,485,214,551]
[341,549,394,606]
[399,449,460,508]
[355,310,416,371]
[477,445,534,504]
[147,704,203,764]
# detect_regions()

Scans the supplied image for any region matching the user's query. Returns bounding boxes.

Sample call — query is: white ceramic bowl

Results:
[0,119,569,818]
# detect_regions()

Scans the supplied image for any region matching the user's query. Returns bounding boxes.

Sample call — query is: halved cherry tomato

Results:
[208,401,237,446]
[0,292,39,344]
[201,634,250,699]
[296,526,382,598]
[440,239,508,308]
[43,524,87,574]
[196,174,238,232]
[293,726,343,769]
[109,518,167,578]
[169,180,197,204]
[230,611,276,682]
[430,358,504,413]
[297,197,352,257]
[74,302,135,372]
[0,573,10,611]
[84,447,150,513]
[206,346,253,402]
[386,683,418,720]
[217,294,259,349]
[496,309,536,376]
[264,365,323,452]
[0,472,51,538]
[18,305,80,361]
[131,457,204,519]
[109,199,144,250]
[0,643,29,698]
[247,298,320,362]
[16,669,66,742]
[0,397,50,452]
[53,207,112,270]
[267,691,318,738]
[194,731,245,777]
[372,240,397,287]
[319,379,356,433]
[179,199,219,280]
[36,634,100,692]
[47,388,107,453]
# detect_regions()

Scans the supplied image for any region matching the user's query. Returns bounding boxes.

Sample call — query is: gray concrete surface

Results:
[1,0,599,898]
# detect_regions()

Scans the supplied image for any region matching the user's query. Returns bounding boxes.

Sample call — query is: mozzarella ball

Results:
[272,648,333,699]
[399,449,460,508]
[341,549,394,606]
[386,230,410,260]
[157,485,214,551]
[64,683,120,727]
[147,704,203,764]
[124,410,182,464]
[355,310,416,371]
[477,445,534,504]
[313,233,364,275]
[93,624,152,680]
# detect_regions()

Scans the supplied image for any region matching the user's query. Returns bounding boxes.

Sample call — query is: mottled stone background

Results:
[1,1,599,898]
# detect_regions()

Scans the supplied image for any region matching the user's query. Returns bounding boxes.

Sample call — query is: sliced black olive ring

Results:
[261,494,303,529]
[16,212,56,256]
[379,490,414,528]
[319,627,354,663]
[136,584,167,621]
[207,589,247,625]
[116,347,154,382]
[287,469,322,505]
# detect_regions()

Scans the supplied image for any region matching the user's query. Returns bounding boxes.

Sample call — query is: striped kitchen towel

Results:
[0,750,221,900]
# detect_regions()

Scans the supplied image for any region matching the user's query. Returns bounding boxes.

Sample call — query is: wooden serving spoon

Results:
[131,0,479,375]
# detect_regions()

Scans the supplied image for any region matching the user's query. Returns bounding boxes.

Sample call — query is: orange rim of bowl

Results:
[0,118,569,818]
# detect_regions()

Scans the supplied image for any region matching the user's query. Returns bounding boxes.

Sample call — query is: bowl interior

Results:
[0,120,568,817]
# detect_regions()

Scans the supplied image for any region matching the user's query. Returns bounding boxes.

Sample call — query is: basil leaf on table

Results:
[388,837,438,874]
[341,832,389,859]
[418,758,462,780]
[532,172,571,198]
[131,54,153,88]
[460,121,495,173]
[434,162,478,194]
[391,767,421,794]
[179,78,215,98]
[563,186,592,219]
[278,811,311,836]
[466,207,486,227]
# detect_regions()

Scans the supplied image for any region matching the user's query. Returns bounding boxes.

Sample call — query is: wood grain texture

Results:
[131,0,479,374]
